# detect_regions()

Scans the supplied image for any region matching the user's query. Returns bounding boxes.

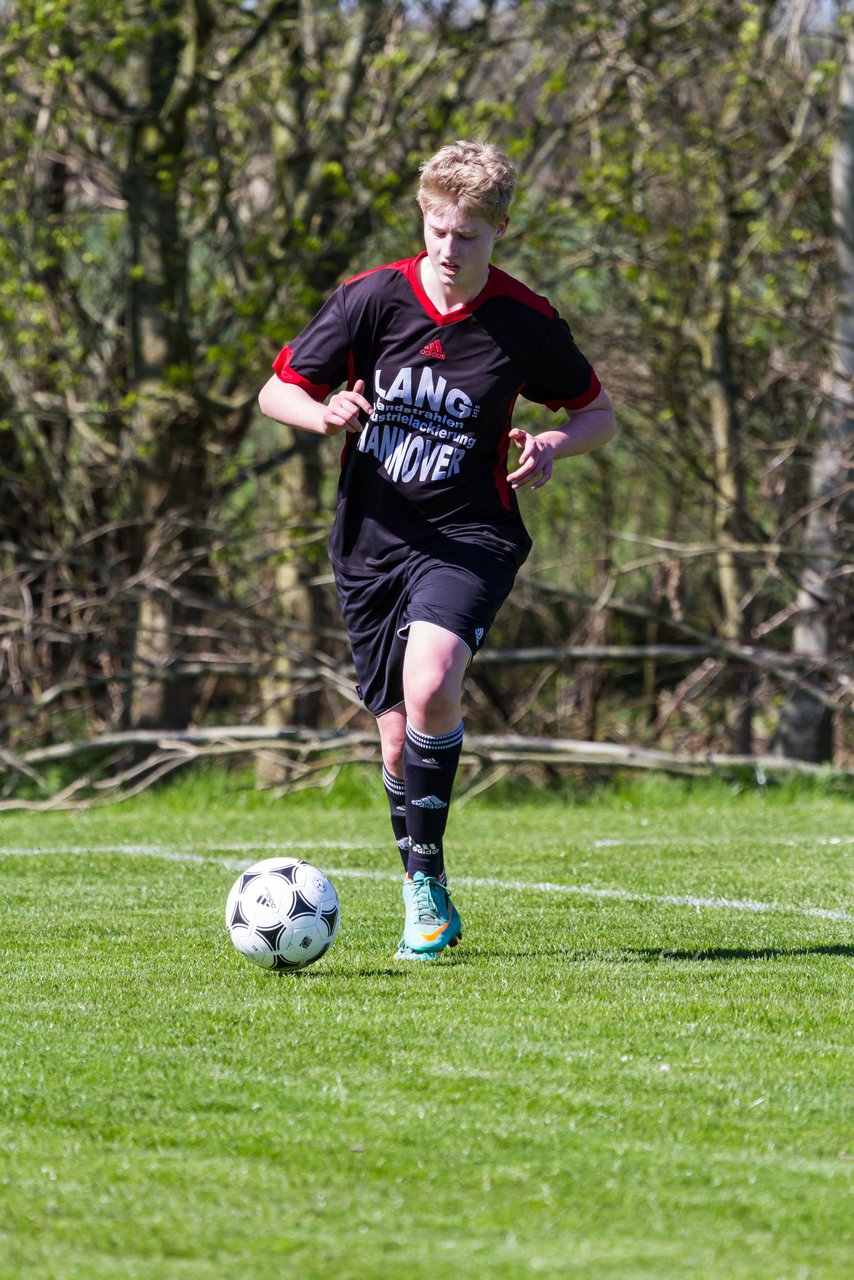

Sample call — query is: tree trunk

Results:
[122,2,213,730]
[263,431,330,730]
[774,33,854,762]
[692,254,756,754]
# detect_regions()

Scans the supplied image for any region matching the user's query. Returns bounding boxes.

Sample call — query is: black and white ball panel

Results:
[225,857,340,972]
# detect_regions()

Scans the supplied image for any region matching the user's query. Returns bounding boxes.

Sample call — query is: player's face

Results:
[421,203,507,301]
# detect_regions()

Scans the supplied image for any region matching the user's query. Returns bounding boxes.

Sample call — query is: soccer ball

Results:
[225,857,340,972]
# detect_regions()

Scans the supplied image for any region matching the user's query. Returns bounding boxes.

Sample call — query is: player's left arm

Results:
[507,389,616,490]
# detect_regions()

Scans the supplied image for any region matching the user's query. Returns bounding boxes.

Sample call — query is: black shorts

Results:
[333,544,519,716]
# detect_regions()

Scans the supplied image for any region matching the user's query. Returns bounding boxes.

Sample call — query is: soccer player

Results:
[258,140,616,961]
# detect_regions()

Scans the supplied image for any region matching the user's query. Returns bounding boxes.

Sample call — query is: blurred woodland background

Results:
[1,0,852,804]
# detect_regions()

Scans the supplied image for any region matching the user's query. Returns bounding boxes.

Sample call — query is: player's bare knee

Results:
[405,678,460,735]
[383,742,404,775]
[377,714,406,776]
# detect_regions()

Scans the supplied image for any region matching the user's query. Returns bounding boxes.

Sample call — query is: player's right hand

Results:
[320,379,372,435]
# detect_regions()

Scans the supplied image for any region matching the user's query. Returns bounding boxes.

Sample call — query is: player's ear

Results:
[494,215,509,240]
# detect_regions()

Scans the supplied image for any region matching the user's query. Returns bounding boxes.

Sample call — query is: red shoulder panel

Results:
[272,345,330,401]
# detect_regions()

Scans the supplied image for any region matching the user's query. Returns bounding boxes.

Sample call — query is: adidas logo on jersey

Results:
[420,339,446,360]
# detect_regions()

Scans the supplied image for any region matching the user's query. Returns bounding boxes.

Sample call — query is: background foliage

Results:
[1,0,852,797]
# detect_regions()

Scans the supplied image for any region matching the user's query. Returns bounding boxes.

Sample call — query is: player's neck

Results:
[418,256,490,314]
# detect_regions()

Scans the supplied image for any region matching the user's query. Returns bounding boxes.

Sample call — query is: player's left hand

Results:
[507,429,555,490]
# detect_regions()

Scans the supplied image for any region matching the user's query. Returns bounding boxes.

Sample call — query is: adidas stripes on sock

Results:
[382,765,410,871]
[403,720,464,881]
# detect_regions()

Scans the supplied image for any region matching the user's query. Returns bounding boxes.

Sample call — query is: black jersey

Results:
[273,253,601,573]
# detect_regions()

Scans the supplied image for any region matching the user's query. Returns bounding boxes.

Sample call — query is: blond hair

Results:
[417,141,516,228]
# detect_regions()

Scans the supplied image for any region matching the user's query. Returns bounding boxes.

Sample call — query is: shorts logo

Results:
[474,627,484,648]
[411,795,447,810]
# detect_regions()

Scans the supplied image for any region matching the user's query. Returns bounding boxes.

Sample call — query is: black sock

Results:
[404,720,464,881]
[382,765,410,870]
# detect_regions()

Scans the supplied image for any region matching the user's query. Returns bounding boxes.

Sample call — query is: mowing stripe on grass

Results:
[0,841,849,922]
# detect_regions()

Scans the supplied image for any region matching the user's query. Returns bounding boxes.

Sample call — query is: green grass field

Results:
[1,772,851,1279]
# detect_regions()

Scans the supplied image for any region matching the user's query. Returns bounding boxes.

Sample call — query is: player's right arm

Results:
[258,375,372,437]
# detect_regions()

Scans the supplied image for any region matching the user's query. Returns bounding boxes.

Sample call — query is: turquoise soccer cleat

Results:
[400,871,462,955]
[392,937,440,962]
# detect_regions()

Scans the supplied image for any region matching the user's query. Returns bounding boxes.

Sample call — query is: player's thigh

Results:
[402,620,470,708]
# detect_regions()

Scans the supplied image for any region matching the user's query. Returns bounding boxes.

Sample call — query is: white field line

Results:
[0,840,849,923]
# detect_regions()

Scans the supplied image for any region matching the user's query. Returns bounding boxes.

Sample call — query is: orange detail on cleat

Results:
[419,922,452,943]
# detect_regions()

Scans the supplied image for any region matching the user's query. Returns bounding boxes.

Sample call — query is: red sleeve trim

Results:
[544,370,602,413]
[272,345,329,401]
